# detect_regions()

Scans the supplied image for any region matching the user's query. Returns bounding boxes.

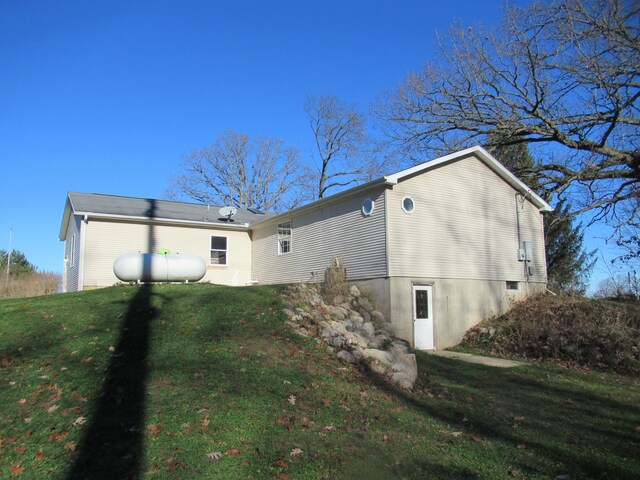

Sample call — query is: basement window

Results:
[210,236,228,265]
[506,281,519,291]
[278,220,292,254]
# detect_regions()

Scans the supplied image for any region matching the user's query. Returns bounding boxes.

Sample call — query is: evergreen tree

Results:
[0,249,36,276]
[544,201,595,294]
[488,141,595,294]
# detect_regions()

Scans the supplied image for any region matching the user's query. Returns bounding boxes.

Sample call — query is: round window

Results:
[402,196,415,213]
[362,198,375,216]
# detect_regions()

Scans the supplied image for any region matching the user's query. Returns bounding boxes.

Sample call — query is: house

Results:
[59,146,552,350]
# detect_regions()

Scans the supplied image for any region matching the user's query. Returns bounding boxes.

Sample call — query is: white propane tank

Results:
[113,253,206,283]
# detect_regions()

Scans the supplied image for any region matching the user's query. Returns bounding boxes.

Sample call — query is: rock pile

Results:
[281,283,418,390]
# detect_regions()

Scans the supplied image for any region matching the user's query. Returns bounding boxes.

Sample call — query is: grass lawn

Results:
[1,284,639,479]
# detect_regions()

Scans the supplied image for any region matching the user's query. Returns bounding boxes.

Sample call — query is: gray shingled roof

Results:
[68,192,272,226]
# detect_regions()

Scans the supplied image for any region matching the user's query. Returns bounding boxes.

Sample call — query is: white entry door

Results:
[413,285,434,350]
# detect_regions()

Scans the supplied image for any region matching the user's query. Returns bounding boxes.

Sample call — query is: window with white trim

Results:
[70,234,76,268]
[362,198,375,216]
[278,220,292,254]
[210,236,228,265]
[402,196,415,213]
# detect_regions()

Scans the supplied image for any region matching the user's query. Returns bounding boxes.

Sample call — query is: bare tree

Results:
[380,0,639,249]
[306,95,383,199]
[169,130,309,212]
[595,272,639,298]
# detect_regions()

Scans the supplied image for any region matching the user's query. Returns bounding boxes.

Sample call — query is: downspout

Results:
[515,193,529,283]
[384,189,391,278]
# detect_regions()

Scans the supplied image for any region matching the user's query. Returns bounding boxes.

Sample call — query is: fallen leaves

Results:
[48,431,68,442]
[10,464,25,475]
[290,447,303,457]
[146,423,163,436]
[512,415,526,427]
[206,451,223,460]
[1,437,19,448]
[70,416,86,427]
[165,457,180,471]
[200,413,210,433]
[226,448,241,456]
[71,393,87,403]
[64,442,76,452]
[288,395,296,405]
[276,415,294,430]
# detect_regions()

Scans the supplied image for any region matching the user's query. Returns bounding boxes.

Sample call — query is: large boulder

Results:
[391,352,418,384]
[363,348,393,367]
[370,310,386,327]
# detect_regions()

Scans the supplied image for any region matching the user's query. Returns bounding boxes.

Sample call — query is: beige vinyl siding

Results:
[82,219,252,287]
[516,198,547,282]
[63,215,82,292]
[387,154,547,282]
[252,188,388,284]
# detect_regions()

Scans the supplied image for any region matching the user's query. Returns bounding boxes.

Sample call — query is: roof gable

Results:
[385,146,553,212]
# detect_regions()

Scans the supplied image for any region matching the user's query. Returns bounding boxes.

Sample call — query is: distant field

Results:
[1,284,638,479]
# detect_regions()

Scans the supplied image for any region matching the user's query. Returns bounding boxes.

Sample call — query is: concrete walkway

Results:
[427,350,527,368]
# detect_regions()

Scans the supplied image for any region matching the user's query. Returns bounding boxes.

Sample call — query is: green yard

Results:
[1,284,638,479]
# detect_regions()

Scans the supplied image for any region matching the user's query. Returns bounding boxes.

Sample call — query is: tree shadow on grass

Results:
[363,353,640,480]
[65,284,158,480]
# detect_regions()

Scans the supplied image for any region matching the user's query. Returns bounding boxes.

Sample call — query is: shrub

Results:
[0,271,61,299]
[322,257,349,303]
[461,295,640,374]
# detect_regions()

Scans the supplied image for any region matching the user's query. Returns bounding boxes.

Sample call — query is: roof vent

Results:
[247,207,265,215]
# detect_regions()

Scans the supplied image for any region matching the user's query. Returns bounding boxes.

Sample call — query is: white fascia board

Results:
[386,146,553,213]
[76,212,252,230]
[58,196,73,241]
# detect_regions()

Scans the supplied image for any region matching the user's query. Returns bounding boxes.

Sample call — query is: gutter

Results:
[75,212,252,230]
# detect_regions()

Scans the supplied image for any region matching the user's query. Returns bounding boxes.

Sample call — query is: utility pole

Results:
[6,228,12,287]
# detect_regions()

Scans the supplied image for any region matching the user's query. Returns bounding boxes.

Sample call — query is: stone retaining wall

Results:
[281,283,418,390]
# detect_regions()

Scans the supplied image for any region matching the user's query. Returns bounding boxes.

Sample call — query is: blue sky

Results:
[0,0,626,290]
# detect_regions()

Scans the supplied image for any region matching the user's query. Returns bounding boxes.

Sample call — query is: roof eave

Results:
[76,212,253,229]
[58,196,72,241]
[251,176,396,227]
[387,145,553,213]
